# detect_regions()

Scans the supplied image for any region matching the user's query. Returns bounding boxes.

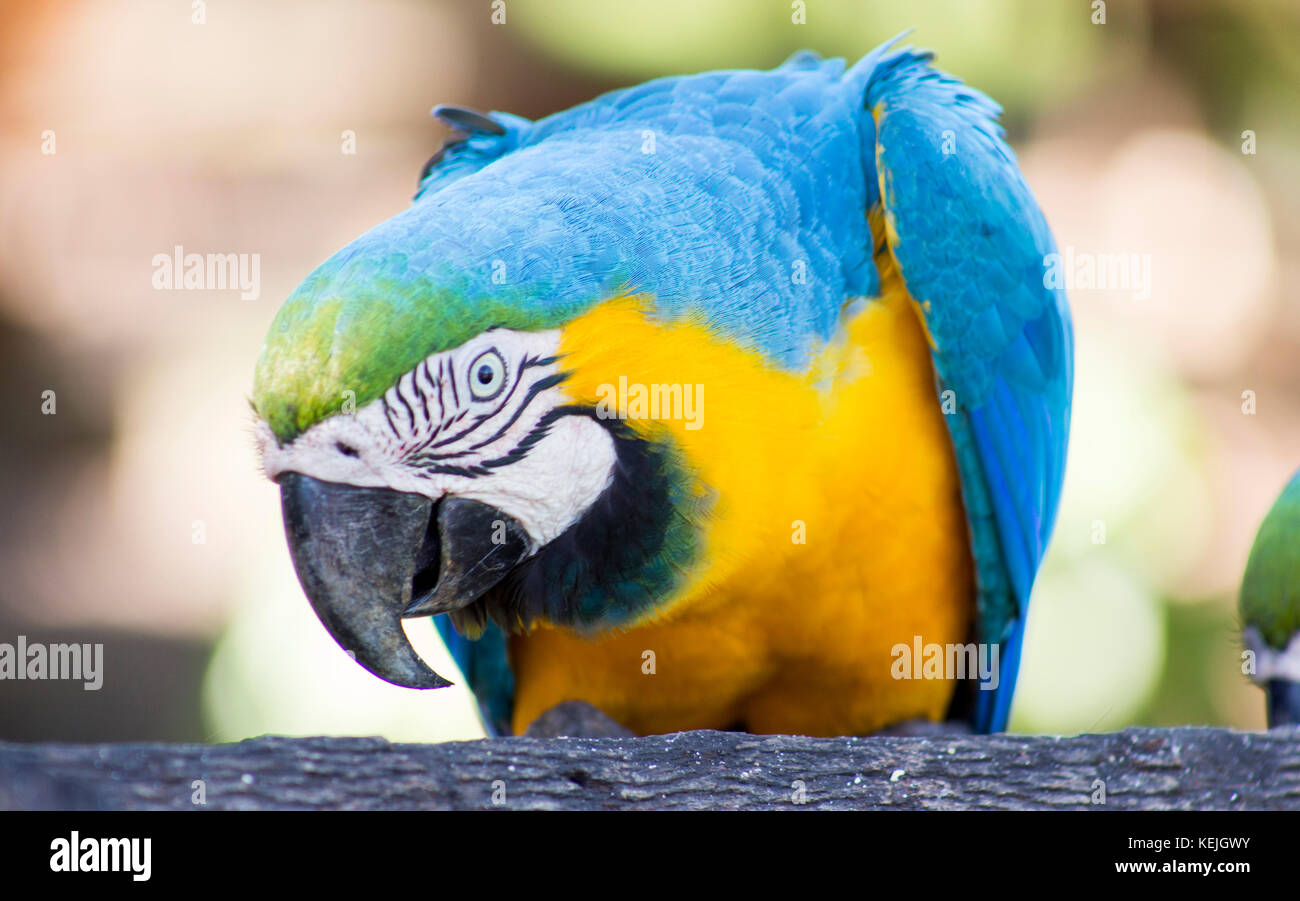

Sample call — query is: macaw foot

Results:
[523,700,636,739]
[873,718,973,737]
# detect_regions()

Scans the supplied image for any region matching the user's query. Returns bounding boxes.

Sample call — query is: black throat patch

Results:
[450,409,709,637]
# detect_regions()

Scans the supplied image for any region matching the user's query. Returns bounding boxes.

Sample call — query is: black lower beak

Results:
[278,472,529,689]
[402,496,530,618]
[1266,679,1300,728]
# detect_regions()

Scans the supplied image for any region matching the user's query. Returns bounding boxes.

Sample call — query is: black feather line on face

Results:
[468,372,568,451]
[395,379,417,429]
[412,406,560,478]
[410,369,566,465]
[414,361,433,421]
[381,395,400,436]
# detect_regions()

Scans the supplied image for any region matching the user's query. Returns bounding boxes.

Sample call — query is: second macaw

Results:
[252,36,1073,737]
[1240,469,1300,727]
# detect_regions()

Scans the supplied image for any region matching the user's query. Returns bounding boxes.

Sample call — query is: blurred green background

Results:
[0,0,1296,742]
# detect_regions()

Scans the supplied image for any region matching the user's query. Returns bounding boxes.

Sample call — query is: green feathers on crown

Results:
[252,252,588,444]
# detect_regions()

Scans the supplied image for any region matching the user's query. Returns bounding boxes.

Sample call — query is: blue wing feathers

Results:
[434,616,514,736]
[859,43,1073,731]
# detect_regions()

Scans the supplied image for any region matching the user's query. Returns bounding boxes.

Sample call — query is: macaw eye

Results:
[467,349,506,401]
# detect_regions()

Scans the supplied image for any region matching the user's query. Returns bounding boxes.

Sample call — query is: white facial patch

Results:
[258,328,617,547]
[1242,627,1300,683]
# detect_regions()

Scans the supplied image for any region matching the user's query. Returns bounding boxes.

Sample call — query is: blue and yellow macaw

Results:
[252,37,1072,737]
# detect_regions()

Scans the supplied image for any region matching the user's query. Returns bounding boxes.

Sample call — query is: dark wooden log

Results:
[1,726,1297,810]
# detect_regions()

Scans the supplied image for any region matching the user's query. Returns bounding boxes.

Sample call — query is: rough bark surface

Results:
[1,727,1297,810]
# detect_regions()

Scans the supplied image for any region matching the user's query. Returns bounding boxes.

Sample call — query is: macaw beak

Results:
[1266,679,1300,728]
[277,472,529,689]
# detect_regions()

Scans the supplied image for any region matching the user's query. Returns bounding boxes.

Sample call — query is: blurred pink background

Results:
[0,0,1296,741]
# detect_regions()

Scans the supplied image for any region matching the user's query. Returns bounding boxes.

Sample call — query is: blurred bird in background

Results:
[1239,469,1300,727]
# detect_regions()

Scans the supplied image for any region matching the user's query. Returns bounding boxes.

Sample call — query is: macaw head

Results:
[252,257,717,690]
[1239,469,1300,727]
[251,110,718,689]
